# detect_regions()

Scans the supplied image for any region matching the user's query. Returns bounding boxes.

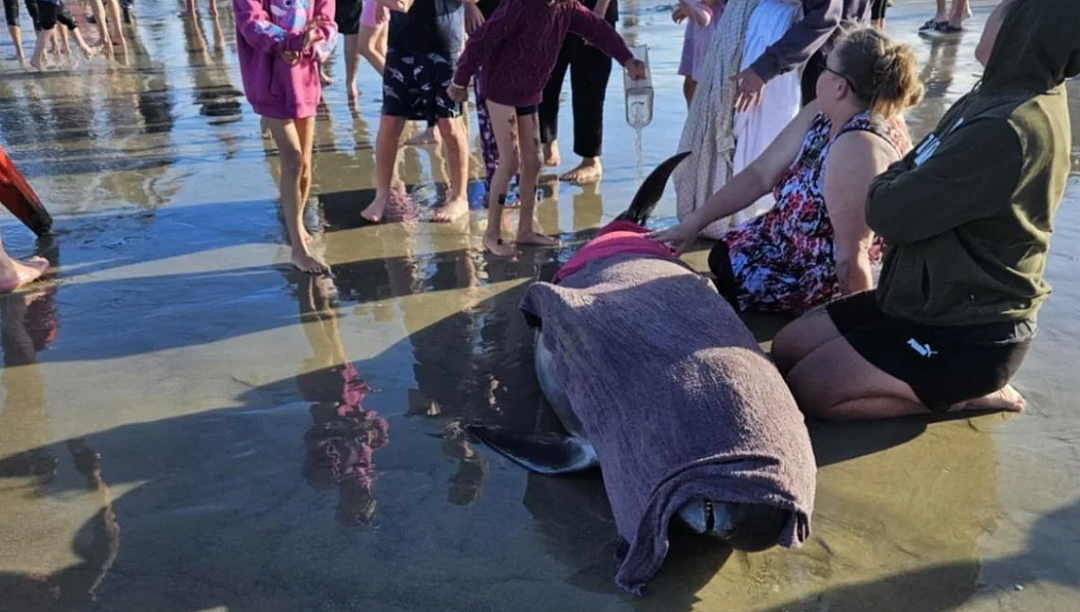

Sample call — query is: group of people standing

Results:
[236,0,645,271]
[3,0,133,69]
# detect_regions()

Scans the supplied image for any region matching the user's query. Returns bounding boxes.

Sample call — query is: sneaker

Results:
[920,22,964,38]
[918,18,944,31]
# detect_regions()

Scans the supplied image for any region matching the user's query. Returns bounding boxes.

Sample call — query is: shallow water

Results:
[0,1,1079,611]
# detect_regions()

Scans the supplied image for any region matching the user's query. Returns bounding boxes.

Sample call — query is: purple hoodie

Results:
[234,0,338,120]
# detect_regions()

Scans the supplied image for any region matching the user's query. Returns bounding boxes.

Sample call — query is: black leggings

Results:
[539,0,618,158]
[36,0,76,31]
[3,0,40,29]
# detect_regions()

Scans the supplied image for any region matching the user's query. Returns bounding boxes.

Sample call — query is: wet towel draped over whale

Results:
[519,253,816,595]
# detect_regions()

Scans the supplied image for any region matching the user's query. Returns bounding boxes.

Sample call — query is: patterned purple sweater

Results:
[452,0,634,107]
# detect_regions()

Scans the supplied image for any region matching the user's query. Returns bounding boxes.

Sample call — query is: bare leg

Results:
[90,0,112,52]
[0,233,49,294]
[265,117,329,274]
[404,123,440,146]
[30,29,50,69]
[770,306,842,374]
[69,28,98,59]
[9,25,27,65]
[295,115,317,245]
[683,77,696,108]
[785,337,1023,420]
[104,0,125,50]
[58,25,69,54]
[515,113,559,247]
[947,0,969,28]
[362,114,406,223]
[344,33,359,100]
[934,0,947,22]
[431,115,470,223]
[209,0,218,16]
[542,138,560,167]
[483,102,520,257]
[358,24,385,76]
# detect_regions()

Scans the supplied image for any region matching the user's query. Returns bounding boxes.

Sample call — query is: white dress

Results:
[674,0,803,239]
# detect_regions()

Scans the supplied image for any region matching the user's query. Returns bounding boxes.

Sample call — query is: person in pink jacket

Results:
[235,0,338,274]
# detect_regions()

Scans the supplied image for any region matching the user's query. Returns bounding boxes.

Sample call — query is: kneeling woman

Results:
[772,0,1079,420]
[649,27,923,314]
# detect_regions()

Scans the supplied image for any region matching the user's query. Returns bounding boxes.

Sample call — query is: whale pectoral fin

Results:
[467,425,599,475]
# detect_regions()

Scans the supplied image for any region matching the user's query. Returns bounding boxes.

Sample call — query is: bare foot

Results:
[291,248,330,275]
[543,141,560,167]
[483,233,516,258]
[516,231,561,248]
[559,158,603,184]
[0,256,50,294]
[83,45,100,60]
[404,127,440,146]
[952,385,1026,413]
[361,193,389,224]
[319,67,334,86]
[431,197,469,223]
[29,56,45,71]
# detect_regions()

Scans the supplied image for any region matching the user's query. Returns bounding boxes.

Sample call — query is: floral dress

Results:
[723,112,912,314]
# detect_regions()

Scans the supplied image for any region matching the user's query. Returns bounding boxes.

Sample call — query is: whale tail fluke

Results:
[615,150,692,226]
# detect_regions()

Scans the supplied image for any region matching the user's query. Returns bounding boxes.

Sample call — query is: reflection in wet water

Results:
[0,1,1078,611]
[0,288,120,611]
[295,274,388,526]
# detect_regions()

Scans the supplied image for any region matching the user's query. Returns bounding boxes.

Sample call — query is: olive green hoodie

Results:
[866,0,1080,326]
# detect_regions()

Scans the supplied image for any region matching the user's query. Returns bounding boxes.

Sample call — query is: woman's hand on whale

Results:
[646,219,700,256]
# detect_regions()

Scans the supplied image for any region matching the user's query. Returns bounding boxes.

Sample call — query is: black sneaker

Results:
[918,18,943,31]
[921,22,964,38]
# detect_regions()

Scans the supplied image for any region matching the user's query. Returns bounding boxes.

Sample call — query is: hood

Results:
[982,0,1080,93]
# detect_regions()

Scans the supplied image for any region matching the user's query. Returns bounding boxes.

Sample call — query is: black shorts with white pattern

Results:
[382,48,462,121]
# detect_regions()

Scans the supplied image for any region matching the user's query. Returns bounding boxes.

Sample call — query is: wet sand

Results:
[1,1,1079,610]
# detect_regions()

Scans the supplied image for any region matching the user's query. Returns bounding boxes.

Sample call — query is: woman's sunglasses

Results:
[819,56,856,92]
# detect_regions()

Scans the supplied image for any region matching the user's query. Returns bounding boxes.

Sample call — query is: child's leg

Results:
[57,21,68,53]
[344,33,360,99]
[30,4,55,68]
[56,6,96,58]
[265,117,328,274]
[515,112,559,247]
[89,0,110,49]
[358,24,384,75]
[295,115,317,243]
[361,114,406,223]
[483,101,520,257]
[104,0,125,48]
[431,115,469,222]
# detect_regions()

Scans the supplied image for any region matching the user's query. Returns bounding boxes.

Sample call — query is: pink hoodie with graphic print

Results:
[234,0,337,120]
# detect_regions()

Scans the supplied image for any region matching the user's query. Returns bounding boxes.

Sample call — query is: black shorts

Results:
[382,49,462,121]
[35,0,74,30]
[335,0,362,35]
[4,0,40,28]
[826,291,1035,411]
[871,0,889,20]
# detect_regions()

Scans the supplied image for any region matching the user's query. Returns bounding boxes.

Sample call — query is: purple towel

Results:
[519,253,816,595]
